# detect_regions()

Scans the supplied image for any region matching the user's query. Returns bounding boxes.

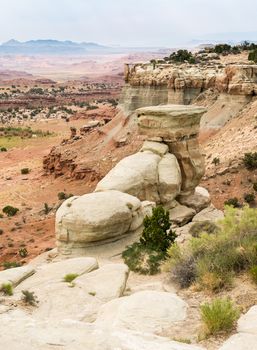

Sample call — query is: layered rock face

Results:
[121,63,257,129]
[137,105,206,194]
[56,104,211,255]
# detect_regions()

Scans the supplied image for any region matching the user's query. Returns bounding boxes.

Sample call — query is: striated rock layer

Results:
[121,63,257,130]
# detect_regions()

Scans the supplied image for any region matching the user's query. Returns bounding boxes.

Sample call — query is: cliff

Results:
[121,62,257,130]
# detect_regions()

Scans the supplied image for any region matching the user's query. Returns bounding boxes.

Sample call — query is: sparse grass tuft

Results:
[1,283,13,296]
[200,298,239,336]
[63,273,79,283]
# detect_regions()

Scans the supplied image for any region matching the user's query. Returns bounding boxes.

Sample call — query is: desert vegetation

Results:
[122,206,176,275]
[167,206,257,292]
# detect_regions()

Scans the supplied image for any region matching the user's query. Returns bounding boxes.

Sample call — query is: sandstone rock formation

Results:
[121,63,257,130]
[96,290,188,333]
[95,142,181,203]
[136,105,206,195]
[56,104,215,252]
[56,191,147,255]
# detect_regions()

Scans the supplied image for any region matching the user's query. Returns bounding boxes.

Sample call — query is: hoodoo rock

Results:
[137,105,206,195]
[56,103,214,254]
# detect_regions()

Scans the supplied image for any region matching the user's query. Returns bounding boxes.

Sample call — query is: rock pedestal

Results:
[136,105,206,195]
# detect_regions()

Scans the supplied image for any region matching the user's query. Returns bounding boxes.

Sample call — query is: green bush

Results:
[2,261,21,269]
[122,206,176,275]
[21,290,38,306]
[21,168,30,175]
[243,152,257,170]
[249,265,257,284]
[0,147,7,152]
[63,273,79,283]
[58,192,74,201]
[244,193,255,204]
[253,183,257,192]
[1,283,13,296]
[19,247,28,258]
[2,205,19,217]
[200,298,239,336]
[167,206,257,291]
[224,197,241,208]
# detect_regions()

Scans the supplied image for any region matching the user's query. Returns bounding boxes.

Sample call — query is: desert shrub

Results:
[63,273,79,283]
[189,221,219,238]
[200,298,239,336]
[2,205,19,217]
[212,157,220,166]
[249,265,257,284]
[19,247,28,258]
[253,183,257,192]
[122,206,176,275]
[243,152,257,170]
[1,283,13,296]
[2,261,21,269]
[21,168,30,175]
[0,147,7,152]
[44,203,51,214]
[214,44,231,54]
[57,192,74,201]
[167,206,257,291]
[224,197,241,208]
[244,193,255,204]
[21,290,38,306]
[169,49,195,63]
[248,49,257,63]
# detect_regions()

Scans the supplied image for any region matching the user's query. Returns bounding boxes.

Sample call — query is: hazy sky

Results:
[0,0,256,46]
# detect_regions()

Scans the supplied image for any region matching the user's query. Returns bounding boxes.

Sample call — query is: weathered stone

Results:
[158,153,182,203]
[218,333,257,350]
[16,257,98,291]
[95,152,161,202]
[178,186,211,212]
[0,266,35,289]
[169,204,196,226]
[140,140,169,156]
[192,204,224,223]
[76,264,129,302]
[137,105,206,141]
[96,290,187,333]
[56,191,143,254]
[237,305,257,334]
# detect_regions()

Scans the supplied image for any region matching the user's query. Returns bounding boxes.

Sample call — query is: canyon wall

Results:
[120,63,257,130]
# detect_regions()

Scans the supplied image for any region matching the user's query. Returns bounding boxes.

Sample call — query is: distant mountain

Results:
[0,39,167,56]
[0,39,112,55]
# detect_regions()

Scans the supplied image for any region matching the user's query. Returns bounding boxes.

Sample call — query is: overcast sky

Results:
[0,0,256,46]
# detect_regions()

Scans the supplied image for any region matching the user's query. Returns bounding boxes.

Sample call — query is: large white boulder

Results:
[56,191,144,253]
[95,152,161,202]
[158,153,182,203]
[96,290,188,333]
[95,149,182,205]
